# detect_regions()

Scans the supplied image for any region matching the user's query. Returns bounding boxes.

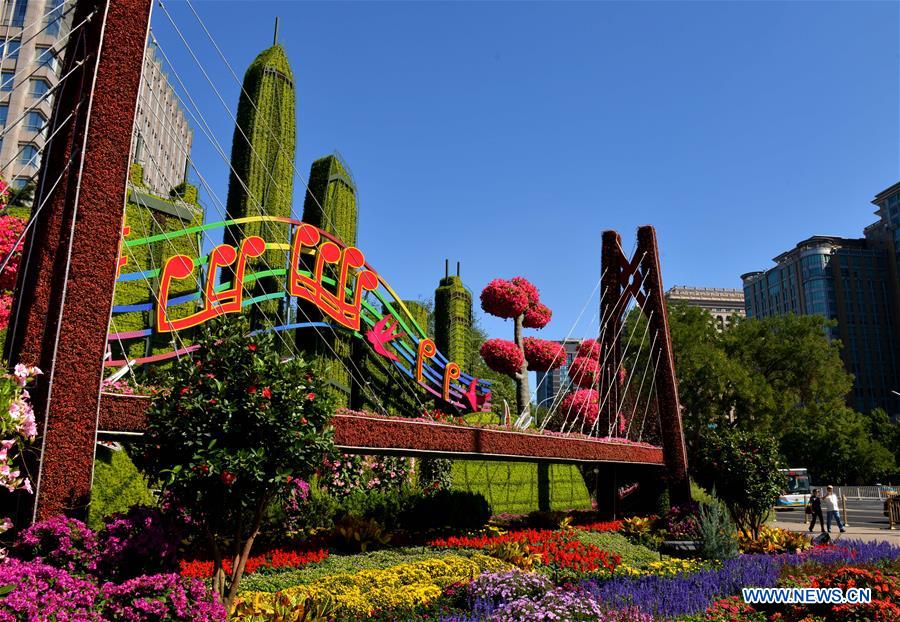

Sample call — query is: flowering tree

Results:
[479,277,563,421]
[0,363,41,544]
[135,316,335,610]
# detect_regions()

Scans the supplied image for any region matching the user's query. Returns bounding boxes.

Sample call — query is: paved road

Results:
[773,499,888,531]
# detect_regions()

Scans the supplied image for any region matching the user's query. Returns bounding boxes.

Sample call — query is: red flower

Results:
[511,276,540,305]
[248,386,257,394]
[523,337,565,372]
[480,339,525,376]
[247,344,257,351]
[300,417,308,425]
[208,398,217,405]
[523,302,552,329]
[220,471,236,486]
[179,387,190,396]
[560,389,600,426]
[262,387,272,399]
[306,392,316,401]
[576,339,602,359]
[568,356,601,389]
[480,279,530,318]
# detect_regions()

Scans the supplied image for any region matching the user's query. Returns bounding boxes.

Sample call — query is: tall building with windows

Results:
[665,286,745,330]
[741,220,900,417]
[130,43,193,197]
[534,339,580,409]
[0,0,69,189]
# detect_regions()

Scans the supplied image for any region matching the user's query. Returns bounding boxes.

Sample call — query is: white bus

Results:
[776,468,811,509]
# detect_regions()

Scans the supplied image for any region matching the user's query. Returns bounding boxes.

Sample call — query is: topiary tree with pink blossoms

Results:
[478,277,563,422]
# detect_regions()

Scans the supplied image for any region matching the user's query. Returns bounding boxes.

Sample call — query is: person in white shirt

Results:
[823,485,846,533]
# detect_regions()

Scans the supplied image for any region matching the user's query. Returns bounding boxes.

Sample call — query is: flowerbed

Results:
[429,529,621,576]
[180,547,329,578]
[233,553,511,619]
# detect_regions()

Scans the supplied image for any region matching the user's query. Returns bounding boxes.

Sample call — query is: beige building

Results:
[665,286,746,330]
[0,0,69,190]
[130,43,192,197]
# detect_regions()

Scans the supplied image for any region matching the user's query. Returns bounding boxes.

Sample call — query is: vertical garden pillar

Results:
[4,0,153,521]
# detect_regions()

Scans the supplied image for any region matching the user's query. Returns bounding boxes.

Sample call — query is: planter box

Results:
[98,395,664,465]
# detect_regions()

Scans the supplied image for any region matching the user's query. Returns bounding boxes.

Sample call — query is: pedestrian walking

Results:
[806,488,825,533]
[823,485,846,533]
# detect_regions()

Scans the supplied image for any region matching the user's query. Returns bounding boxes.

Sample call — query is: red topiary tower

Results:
[479,277,563,422]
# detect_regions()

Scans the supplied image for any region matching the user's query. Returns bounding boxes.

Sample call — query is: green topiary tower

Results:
[435,263,472,365]
[223,42,296,325]
[297,154,359,407]
[428,264,472,491]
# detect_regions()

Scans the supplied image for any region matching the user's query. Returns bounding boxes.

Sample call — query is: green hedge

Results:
[451,461,591,514]
[88,445,155,530]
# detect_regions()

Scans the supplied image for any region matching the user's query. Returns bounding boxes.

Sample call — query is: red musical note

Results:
[366,315,405,361]
[442,362,461,402]
[415,338,436,384]
[156,236,266,332]
[289,224,379,331]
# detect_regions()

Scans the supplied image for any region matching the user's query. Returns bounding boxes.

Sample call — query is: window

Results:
[19,143,39,168]
[45,0,64,37]
[26,110,45,133]
[0,70,12,92]
[35,46,57,72]
[0,104,8,126]
[3,0,28,28]
[0,39,20,61]
[30,78,49,97]
[12,177,28,190]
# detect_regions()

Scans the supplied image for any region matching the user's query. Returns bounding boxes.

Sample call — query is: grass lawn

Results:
[451,461,592,514]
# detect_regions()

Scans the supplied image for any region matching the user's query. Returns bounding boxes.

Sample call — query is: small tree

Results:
[478,277,562,420]
[136,317,334,609]
[691,429,784,539]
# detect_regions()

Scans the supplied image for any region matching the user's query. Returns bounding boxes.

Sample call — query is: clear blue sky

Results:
[151,1,899,343]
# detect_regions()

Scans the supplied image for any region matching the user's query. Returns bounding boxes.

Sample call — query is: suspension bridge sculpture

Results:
[3,0,690,522]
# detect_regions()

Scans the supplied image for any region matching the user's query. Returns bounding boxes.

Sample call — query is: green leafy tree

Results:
[692,429,784,539]
[780,408,896,484]
[135,317,334,609]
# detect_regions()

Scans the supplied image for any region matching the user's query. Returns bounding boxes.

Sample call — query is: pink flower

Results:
[480,339,524,376]
[523,337,565,372]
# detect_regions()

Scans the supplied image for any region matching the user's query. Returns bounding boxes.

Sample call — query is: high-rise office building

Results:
[0,0,70,189]
[130,43,193,197]
[665,286,745,330]
[534,339,580,409]
[741,207,900,417]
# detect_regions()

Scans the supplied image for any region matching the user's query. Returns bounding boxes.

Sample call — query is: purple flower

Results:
[12,516,98,574]
[0,558,101,621]
[101,573,225,621]
[96,507,181,581]
[467,570,552,606]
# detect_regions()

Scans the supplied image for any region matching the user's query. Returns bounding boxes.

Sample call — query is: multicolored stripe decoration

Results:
[108,216,491,412]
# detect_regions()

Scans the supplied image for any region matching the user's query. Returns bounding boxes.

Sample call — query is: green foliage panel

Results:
[88,446,155,530]
[451,460,591,514]
[111,191,203,366]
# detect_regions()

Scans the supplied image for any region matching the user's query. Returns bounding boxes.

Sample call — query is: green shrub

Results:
[572,531,661,569]
[336,487,416,532]
[697,500,739,561]
[88,445,154,530]
[692,429,785,539]
[400,490,491,531]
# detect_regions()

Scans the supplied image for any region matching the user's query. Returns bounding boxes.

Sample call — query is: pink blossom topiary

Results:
[523,337,565,372]
[523,302,552,329]
[511,276,540,305]
[560,389,600,426]
[480,279,530,319]
[568,356,601,389]
[480,339,525,376]
[576,339,601,360]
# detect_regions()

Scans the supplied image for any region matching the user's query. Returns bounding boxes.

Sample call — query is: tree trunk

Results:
[514,314,549,510]
[513,314,530,419]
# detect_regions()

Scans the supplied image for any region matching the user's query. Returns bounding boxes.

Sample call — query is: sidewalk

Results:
[769,520,900,545]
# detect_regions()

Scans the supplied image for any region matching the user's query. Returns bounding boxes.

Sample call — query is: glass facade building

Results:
[535,339,581,410]
[742,200,900,418]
